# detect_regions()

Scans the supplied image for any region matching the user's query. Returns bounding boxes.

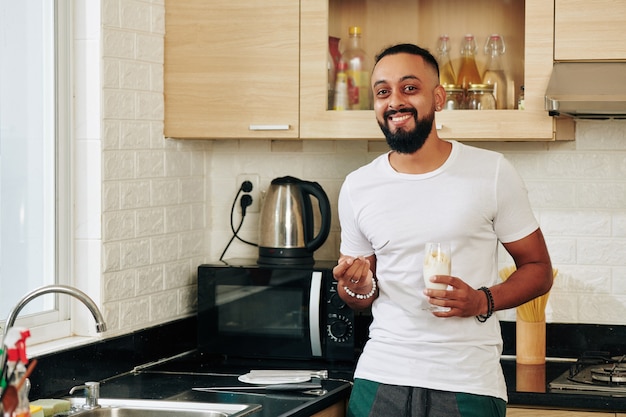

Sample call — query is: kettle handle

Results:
[299,180,331,253]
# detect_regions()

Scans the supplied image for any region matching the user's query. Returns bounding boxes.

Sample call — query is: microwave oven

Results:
[197,259,358,362]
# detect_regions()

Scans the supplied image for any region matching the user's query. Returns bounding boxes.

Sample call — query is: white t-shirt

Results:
[338,140,539,401]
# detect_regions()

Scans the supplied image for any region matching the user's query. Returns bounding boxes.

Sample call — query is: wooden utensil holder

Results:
[516,363,546,392]
[516,318,546,365]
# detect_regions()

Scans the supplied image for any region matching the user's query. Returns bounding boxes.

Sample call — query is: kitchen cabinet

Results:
[508,408,615,416]
[554,0,626,61]
[311,399,346,417]
[164,0,574,141]
[164,0,299,139]
[300,0,574,141]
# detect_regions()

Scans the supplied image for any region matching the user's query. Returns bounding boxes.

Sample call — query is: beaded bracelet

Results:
[344,278,377,300]
[476,286,495,323]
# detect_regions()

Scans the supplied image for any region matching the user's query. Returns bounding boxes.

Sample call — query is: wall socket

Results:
[236,173,261,213]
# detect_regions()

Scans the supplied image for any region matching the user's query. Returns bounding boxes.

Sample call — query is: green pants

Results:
[347,378,507,417]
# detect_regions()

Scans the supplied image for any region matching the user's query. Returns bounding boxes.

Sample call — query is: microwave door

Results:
[309,271,323,357]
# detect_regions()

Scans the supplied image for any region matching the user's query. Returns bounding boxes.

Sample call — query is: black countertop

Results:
[72,350,626,415]
[93,370,351,417]
[30,318,626,415]
[503,358,626,412]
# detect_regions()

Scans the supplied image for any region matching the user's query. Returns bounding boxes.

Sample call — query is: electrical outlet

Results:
[236,173,261,213]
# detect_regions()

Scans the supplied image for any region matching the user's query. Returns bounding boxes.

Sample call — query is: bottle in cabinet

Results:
[328,36,341,110]
[340,26,372,110]
[328,49,336,110]
[482,34,508,109]
[518,85,525,110]
[457,34,482,90]
[333,61,349,111]
[436,35,456,87]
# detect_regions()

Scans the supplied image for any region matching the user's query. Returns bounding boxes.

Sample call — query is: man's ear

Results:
[434,84,446,111]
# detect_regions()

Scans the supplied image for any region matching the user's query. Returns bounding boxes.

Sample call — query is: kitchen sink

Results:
[60,398,261,417]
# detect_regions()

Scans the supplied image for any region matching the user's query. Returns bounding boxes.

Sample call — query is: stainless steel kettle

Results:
[258,176,331,265]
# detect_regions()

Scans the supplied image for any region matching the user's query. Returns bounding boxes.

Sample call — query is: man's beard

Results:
[378,107,435,154]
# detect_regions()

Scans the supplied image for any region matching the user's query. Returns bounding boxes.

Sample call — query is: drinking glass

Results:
[423,242,451,312]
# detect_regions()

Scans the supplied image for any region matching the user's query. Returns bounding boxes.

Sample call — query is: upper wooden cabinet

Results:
[164,0,574,141]
[555,0,626,61]
[164,0,299,139]
[301,0,572,141]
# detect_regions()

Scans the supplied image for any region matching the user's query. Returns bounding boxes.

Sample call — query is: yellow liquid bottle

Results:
[457,34,482,90]
[436,35,456,87]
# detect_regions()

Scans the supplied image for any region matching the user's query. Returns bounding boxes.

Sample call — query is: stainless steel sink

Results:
[62,398,261,417]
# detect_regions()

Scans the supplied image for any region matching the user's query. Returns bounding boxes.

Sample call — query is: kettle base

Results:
[257,247,315,266]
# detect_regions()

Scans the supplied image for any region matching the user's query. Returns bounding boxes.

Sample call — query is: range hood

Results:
[545,62,626,119]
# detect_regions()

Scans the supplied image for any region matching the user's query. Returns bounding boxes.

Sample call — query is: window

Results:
[0,0,71,341]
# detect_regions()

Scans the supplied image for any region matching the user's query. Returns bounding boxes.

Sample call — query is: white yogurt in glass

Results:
[423,243,451,290]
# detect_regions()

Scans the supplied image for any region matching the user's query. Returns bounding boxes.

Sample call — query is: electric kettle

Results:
[258,176,331,265]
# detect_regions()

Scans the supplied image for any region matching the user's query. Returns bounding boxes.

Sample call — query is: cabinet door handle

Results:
[248,124,290,131]
[436,123,443,130]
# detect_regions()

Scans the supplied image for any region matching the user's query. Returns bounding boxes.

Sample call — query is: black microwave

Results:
[197,259,358,362]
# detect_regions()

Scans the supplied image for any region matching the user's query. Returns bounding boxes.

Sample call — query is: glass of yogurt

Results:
[423,242,451,312]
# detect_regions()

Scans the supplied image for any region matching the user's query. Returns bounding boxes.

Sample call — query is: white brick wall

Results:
[82,1,626,338]
[81,0,211,336]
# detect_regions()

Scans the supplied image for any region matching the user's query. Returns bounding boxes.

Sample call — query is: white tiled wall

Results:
[83,1,626,338]
[206,125,626,326]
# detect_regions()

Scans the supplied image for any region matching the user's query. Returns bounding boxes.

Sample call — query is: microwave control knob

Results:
[329,293,346,309]
[327,314,352,342]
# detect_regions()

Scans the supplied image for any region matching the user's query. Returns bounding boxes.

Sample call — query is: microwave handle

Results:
[309,271,323,357]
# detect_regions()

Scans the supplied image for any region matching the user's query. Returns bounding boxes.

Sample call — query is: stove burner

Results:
[591,363,626,383]
[549,352,626,395]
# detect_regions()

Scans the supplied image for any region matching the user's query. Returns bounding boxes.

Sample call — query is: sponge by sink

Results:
[30,399,71,417]
[30,405,45,417]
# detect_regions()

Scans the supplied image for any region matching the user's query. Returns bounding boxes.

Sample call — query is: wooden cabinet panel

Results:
[508,408,614,417]
[555,0,626,61]
[164,0,299,139]
[311,399,346,417]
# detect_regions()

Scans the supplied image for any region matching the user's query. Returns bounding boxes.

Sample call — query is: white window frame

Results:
[1,0,73,345]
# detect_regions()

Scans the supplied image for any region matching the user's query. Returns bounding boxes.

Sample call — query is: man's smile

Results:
[390,113,412,123]
[384,108,417,129]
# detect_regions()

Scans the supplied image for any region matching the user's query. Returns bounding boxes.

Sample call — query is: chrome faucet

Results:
[69,381,100,409]
[0,285,107,369]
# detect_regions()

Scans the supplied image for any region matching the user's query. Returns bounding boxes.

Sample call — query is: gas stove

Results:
[549,352,626,396]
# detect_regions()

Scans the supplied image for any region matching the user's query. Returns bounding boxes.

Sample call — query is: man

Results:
[333,43,553,417]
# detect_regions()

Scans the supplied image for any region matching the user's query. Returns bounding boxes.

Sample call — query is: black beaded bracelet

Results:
[476,286,495,323]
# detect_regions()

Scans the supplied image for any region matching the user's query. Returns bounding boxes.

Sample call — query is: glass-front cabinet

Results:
[301,0,574,141]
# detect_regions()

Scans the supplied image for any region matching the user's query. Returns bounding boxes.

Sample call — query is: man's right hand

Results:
[333,255,377,308]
